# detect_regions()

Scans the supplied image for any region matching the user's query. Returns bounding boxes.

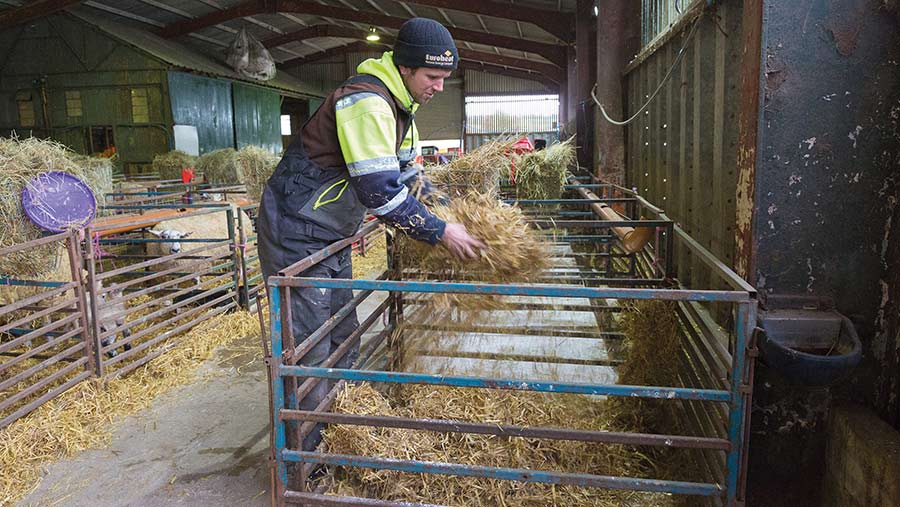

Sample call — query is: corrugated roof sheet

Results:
[69,10,326,98]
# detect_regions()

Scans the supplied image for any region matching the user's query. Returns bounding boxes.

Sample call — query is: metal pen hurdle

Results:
[265,181,758,506]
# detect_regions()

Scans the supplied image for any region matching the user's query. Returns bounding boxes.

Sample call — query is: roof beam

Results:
[158,0,566,67]
[404,0,573,41]
[280,33,561,84]
[281,40,556,90]
[458,60,558,91]
[0,0,82,28]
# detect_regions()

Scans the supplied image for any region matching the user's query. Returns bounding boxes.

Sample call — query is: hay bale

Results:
[322,383,673,507]
[197,148,242,185]
[0,137,111,277]
[426,138,515,198]
[514,138,576,201]
[237,145,279,201]
[151,150,197,181]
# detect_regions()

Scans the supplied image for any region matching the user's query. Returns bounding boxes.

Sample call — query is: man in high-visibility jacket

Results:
[258,17,484,450]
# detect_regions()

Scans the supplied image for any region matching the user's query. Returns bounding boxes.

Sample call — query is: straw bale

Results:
[197,148,243,185]
[151,150,197,181]
[0,310,261,505]
[0,137,112,276]
[514,138,576,201]
[426,138,515,198]
[237,145,279,201]
[322,383,674,507]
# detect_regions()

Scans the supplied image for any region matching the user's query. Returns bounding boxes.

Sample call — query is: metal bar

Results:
[528,219,671,228]
[406,323,624,339]
[96,240,229,281]
[281,410,731,451]
[0,370,92,429]
[0,282,76,320]
[269,286,289,503]
[0,341,85,392]
[0,231,68,257]
[291,283,379,360]
[101,292,236,355]
[282,451,723,496]
[0,357,88,413]
[0,318,82,373]
[507,198,638,204]
[725,300,755,504]
[280,221,380,277]
[272,277,750,303]
[284,491,442,507]
[0,310,80,354]
[280,366,731,402]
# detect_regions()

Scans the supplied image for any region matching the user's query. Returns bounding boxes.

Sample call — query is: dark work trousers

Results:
[258,191,359,453]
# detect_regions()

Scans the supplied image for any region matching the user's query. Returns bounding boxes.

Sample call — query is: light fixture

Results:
[593,5,599,16]
[365,27,380,42]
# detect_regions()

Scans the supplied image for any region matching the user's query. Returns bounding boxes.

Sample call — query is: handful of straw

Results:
[400,192,550,281]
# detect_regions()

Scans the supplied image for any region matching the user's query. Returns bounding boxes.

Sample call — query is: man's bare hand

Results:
[440,223,487,260]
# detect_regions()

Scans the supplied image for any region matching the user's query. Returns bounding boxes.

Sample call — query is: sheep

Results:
[146,204,253,287]
[84,284,132,358]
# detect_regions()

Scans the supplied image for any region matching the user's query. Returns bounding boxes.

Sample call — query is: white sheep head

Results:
[149,229,193,254]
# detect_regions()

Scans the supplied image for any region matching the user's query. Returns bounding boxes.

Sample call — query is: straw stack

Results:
[237,145,280,201]
[426,138,515,198]
[0,137,112,277]
[151,150,197,180]
[514,138,576,201]
[196,148,243,185]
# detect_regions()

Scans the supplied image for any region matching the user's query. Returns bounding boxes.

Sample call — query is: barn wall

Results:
[233,82,282,154]
[167,71,234,156]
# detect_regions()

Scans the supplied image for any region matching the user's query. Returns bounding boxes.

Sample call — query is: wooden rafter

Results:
[267,24,563,83]
[281,39,558,90]
[157,0,567,67]
[0,0,82,28]
[403,0,573,41]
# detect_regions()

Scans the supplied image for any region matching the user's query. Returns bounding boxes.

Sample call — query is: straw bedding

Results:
[0,310,261,505]
[151,150,197,181]
[0,137,113,277]
[322,383,674,507]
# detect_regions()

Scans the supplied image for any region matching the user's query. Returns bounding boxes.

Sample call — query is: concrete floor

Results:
[17,290,391,507]
[18,332,272,507]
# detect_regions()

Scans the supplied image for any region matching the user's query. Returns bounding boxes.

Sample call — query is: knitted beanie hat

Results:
[393,18,458,70]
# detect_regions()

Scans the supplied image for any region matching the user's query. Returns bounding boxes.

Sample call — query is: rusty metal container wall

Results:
[624,4,743,290]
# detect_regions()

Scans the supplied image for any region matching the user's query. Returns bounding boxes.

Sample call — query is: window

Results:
[16,92,35,127]
[280,114,292,135]
[65,90,82,118]
[642,0,688,47]
[131,88,149,123]
[464,94,559,134]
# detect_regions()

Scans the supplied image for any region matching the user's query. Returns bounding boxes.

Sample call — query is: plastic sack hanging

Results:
[226,27,277,81]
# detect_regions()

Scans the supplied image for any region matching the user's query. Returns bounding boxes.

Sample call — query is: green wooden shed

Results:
[0,11,324,174]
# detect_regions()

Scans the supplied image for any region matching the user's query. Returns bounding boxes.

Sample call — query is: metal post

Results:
[236,207,251,310]
[269,285,288,507]
[83,227,105,377]
[65,230,95,376]
[725,299,756,505]
[226,207,241,306]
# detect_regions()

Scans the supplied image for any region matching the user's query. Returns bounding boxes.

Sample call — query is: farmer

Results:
[257,17,485,451]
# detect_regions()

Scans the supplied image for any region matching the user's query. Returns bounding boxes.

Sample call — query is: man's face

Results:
[399,66,452,104]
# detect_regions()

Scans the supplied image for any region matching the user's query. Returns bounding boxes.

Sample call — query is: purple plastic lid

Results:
[21,171,97,233]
